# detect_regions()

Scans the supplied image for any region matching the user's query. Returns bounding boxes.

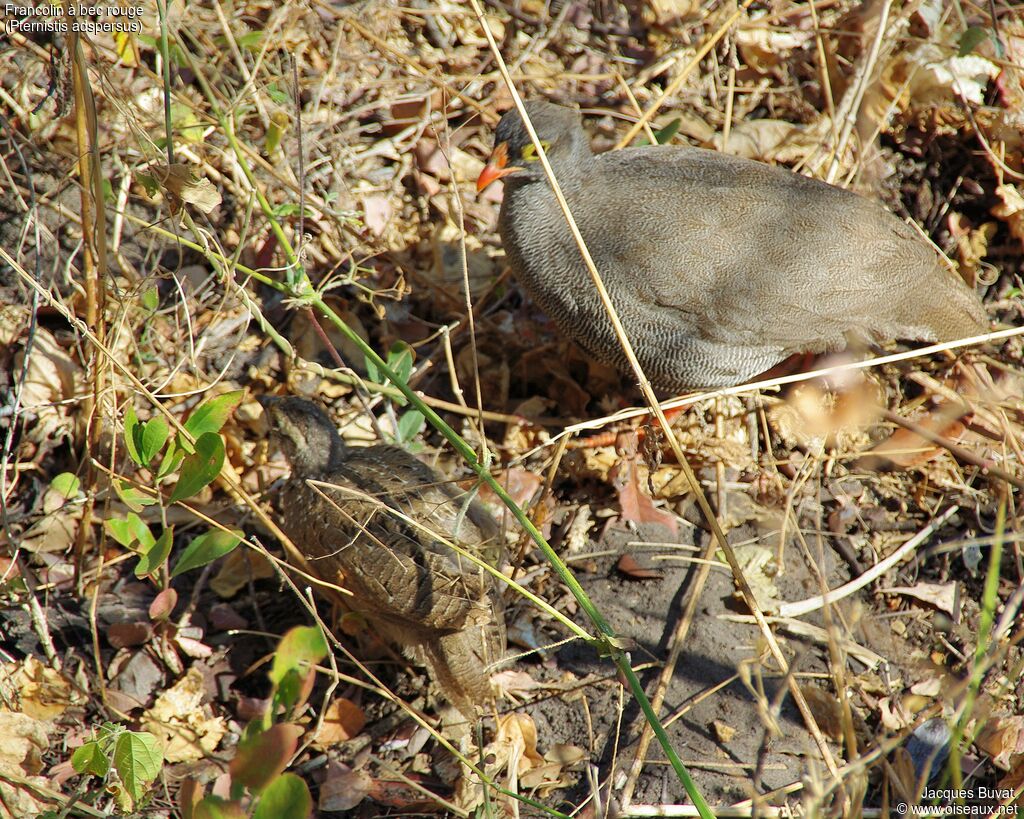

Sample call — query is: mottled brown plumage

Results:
[260,396,505,716]
[478,102,988,393]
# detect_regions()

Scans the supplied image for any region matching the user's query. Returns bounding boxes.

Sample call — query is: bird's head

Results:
[259,395,342,475]
[476,101,590,192]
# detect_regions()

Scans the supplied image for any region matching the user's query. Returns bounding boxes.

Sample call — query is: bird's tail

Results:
[422,623,504,718]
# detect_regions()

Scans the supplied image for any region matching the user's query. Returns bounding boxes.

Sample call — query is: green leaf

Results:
[236,30,263,50]
[364,352,381,384]
[183,391,244,440]
[170,101,205,145]
[386,341,415,384]
[124,406,143,466]
[111,731,162,804]
[272,668,303,714]
[958,26,989,56]
[139,417,169,466]
[265,83,289,105]
[171,529,242,578]
[169,433,224,503]
[106,513,154,550]
[653,117,682,145]
[271,202,300,218]
[141,286,159,312]
[636,117,683,146]
[114,479,157,513]
[195,797,248,819]
[71,741,109,777]
[396,409,425,443]
[252,773,311,819]
[156,441,185,480]
[50,472,80,500]
[269,626,328,686]
[265,113,287,154]
[135,527,173,578]
[135,171,160,197]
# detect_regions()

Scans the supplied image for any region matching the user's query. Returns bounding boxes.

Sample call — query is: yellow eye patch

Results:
[521,140,551,161]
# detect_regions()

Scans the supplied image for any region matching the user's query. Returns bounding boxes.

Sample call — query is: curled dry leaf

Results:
[735,11,813,72]
[6,657,82,721]
[975,717,1024,770]
[726,544,781,614]
[992,184,1024,248]
[950,213,998,283]
[148,163,222,215]
[0,711,51,819]
[14,326,82,450]
[881,582,959,618]
[141,667,226,763]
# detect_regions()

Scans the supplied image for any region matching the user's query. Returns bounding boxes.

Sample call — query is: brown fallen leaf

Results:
[0,711,51,819]
[613,456,678,535]
[976,716,1024,770]
[616,553,664,580]
[881,582,959,618]
[7,657,81,721]
[147,163,222,214]
[141,667,226,763]
[318,762,373,812]
[312,698,366,749]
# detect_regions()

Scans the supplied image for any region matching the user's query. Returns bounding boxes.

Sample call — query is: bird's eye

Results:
[521,140,550,161]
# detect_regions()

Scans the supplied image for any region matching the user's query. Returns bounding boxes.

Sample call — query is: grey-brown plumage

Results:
[260,396,505,716]
[478,102,988,393]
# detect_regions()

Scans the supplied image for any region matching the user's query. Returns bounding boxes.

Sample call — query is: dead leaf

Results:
[361,194,392,237]
[149,164,222,214]
[492,669,541,695]
[0,711,51,819]
[319,762,373,812]
[726,544,781,614]
[992,184,1024,247]
[616,553,664,580]
[19,509,78,554]
[14,327,82,450]
[976,717,1024,769]
[210,548,276,598]
[312,698,366,748]
[475,467,542,512]
[108,650,164,711]
[491,712,544,777]
[950,213,998,282]
[7,657,81,721]
[108,621,154,649]
[141,667,226,763]
[615,458,678,535]
[881,582,959,618]
[735,12,813,73]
